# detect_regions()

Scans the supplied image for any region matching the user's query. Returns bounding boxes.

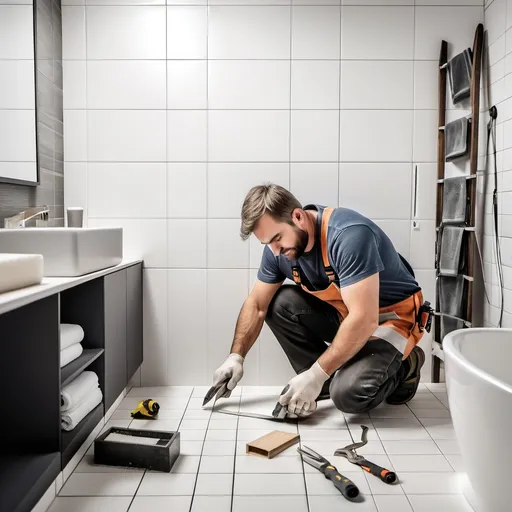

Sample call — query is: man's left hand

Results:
[279,361,330,418]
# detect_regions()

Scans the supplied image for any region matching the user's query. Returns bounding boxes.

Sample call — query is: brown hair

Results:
[240,183,302,240]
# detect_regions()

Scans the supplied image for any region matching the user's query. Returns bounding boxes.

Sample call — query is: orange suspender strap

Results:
[320,207,336,282]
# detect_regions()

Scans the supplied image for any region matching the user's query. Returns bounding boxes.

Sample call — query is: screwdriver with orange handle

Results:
[334,425,397,484]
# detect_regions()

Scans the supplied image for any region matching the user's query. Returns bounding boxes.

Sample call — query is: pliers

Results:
[297,445,360,500]
[334,425,397,484]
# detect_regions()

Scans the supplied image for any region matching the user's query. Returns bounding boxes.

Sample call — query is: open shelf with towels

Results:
[61,348,104,387]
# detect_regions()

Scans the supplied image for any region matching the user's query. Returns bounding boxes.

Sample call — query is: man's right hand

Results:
[212,353,244,398]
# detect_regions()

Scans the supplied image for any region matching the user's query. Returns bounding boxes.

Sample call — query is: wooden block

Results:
[246,431,300,459]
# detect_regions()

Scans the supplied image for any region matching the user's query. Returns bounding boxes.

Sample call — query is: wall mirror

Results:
[0,1,38,185]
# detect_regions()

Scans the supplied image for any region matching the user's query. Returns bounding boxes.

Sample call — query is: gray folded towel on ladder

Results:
[445,117,470,161]
[437,226,465,276]
[442,176,467,224]
[447,48,472,104]
[438,275,465,339]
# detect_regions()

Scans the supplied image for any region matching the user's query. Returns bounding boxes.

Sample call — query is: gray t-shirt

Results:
[257,204,421,307]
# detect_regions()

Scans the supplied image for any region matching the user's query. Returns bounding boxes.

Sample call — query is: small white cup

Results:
[67,207,84,228]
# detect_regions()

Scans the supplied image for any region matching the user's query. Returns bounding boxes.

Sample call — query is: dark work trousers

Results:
[264,285,408,414]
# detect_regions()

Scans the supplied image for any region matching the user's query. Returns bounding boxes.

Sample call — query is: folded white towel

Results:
[60,324,85,350]
[61,386,102,431]
[61,371,99,411]
[60,343,83,368]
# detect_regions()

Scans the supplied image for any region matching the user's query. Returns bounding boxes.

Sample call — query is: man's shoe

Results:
[386,346,425,405]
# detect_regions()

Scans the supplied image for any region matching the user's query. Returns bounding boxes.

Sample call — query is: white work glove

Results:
[279,361,330,418]
[212,353,244,398]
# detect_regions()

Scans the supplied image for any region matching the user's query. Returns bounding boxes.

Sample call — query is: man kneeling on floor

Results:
[211,184,431,418]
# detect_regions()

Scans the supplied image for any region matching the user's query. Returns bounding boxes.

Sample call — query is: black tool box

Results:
[94,427,180,472]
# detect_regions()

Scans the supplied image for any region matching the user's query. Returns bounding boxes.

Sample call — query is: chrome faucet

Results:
[3,206,50,229]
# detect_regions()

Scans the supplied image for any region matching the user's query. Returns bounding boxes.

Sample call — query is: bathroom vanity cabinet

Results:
[0,260,143,512]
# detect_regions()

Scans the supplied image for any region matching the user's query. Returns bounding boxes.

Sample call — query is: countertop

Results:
[0,259,142,316]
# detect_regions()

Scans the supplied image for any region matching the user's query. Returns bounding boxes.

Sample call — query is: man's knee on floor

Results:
[330,379,376,414]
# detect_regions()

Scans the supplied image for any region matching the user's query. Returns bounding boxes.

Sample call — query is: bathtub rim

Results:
[443,327,512,395]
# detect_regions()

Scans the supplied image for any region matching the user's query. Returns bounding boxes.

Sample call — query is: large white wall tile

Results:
[415,270,435,305]
[167,163,207,218]
[63,61,86,109]
[87,110,166,161]
[88,0,164,5]
[413,164,437,221]
[290,163,338,207]
[341,61,413,110]
[291,110,339,162]
[62,6,86,59]
[210,0,288,4]
[373,220,411,260]
[342,6,414,60]
[340,110,413,162]
[167,270,208,385]
[64,110,87,161]
[64,163,88,223]
[508,0,512,30]
[208,219,250,268]
[208,110,289,162]
[0,61,35,109]
[207,269,250,378]
[291,61,340,110]
[291,6,341,59]
[415,7,483,60]
[409,220,436,269]
[414,61,438,110]
[208,163,289,218]
[167,110,207,161]
[485,0,507,47]
[142,269,168,385]
[0,6,34,59]
[208,6,290,59]
[167,6,207,59]
[249,238,265,269]
[87,61,166,109]
[89,219,167,268]
[208,61,290,109]
[339,163,412,219]
[168,219,207,268]
[88,163,167,217]
[86,6,166,59]
[413,110,438,163]
[167,61,207,109]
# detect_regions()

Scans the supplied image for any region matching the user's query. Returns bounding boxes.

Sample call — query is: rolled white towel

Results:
[61,386,102,431]
[61,371,99,411]
[60,324,85,350]
[60,343,83,368]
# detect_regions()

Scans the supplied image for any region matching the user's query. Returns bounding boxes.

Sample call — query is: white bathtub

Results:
[444,328,512,512]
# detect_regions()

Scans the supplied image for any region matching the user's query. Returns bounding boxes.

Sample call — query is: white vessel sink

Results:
[0,227,122,277]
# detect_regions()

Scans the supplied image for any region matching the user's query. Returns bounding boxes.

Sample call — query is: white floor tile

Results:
[424,384,446,393]
[305,471,371,495]
[370,405,416,419]
[193,385,241,398]
[129,496,192,512]
[203,441,236,456]
[382,441,441,455]
[235,454,303,473]
[400,472,465,494]
[128,386,193,398]
[98,420,131,437]
[191,495,232,512]
[445,454,465,472]
[168,455,200,474]
[388,455,453,472]
[180,419,210,430]
[209,418,239,430]
[364,471,404,496]
[74,455,144,473]
[206,430,237,441]
[128,419,180,432]
[47,497,132,512]
[183,409,211,420]
[435,439,460,455]
[409,408,451,419]
[187,397,208,410]
[299,414,347,429]
[234,474,305,495]
[59,473,143,497]
[297,428,352,442]
[237,417,298,433]
[241,386,284,396]
[118,396,189,410]
[137,473,196,496]
[195,473,233,495]
[232,495,309,512]
[109,410,133,421]
[373,419,430,441]
[199,456,235,474]
[181,441,204,456]
[309,495,378,511]
[418,419,456,440]
[408,494,474,512]
[179,430,207,441]
[373,495,413,512]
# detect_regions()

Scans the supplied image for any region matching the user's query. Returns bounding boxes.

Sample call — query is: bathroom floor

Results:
[48,383,474,512]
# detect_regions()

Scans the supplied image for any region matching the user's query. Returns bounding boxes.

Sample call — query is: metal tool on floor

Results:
[214,408,298,423]
[334,425,397,484]
[202,377,230,407]
[297,445,359,500]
